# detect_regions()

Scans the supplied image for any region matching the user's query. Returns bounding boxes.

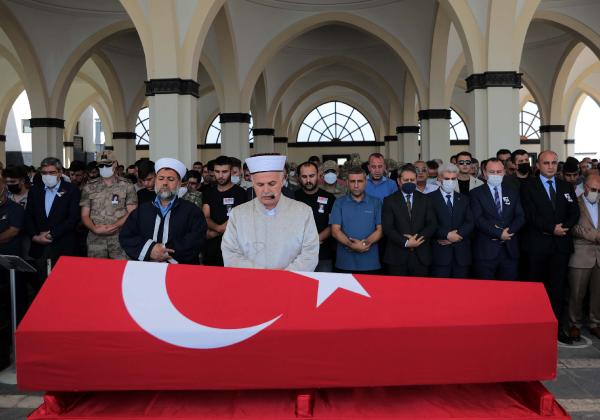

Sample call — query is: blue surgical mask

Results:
[401,182,417,194]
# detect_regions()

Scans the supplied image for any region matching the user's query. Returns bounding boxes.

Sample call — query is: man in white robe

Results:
[222,155,319,271]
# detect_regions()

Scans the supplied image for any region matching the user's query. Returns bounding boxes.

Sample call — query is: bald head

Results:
[585,174,600,193]
[537,150,558,178]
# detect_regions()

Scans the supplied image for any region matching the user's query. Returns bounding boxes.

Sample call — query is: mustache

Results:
[261,194,276,199]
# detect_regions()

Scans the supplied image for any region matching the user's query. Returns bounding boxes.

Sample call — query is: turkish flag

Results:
[17,257,556,391]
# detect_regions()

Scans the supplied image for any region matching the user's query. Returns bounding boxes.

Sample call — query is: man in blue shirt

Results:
[330,166,382,273]
[365,153,397,201]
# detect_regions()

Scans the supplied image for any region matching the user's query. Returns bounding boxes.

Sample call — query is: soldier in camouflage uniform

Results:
[321,160,347,198]
[80,156,138,259]
[180,170,203,209]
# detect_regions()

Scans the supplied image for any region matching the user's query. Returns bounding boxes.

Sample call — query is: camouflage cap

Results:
[322,160,338,173]
[98,155,114,165]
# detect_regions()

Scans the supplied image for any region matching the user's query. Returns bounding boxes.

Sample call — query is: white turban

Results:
[245,155,287,174]
[155,158,186,179]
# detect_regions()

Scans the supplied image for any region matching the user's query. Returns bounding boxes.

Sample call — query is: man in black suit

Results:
[521,150,580,344]
[430,163,474,278]
[470,158,525,280]
[382,163,436,276]
[25,157,81,289]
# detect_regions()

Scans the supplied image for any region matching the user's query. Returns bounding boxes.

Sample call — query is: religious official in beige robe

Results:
[222,155,319,272]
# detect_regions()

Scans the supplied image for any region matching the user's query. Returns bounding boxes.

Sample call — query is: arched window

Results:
[574,95,600,156]
[205,114,254,144]
[520,101,540,141]
[135,107,149,146]
[449,108,469,142]
[297,101,375,142]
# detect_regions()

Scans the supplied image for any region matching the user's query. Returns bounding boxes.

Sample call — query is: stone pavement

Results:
[0,332,597,419]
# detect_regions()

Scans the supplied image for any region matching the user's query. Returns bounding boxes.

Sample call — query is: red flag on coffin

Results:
[17,257,557,391]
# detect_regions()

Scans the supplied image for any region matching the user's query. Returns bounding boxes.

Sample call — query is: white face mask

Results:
[99,166,113,178]
[231,175,240,185]
[487,174,503,188]
[427,177,437,185]
[42,174,59,189]
[324,172,337,185]
[177,187,188,198]
[440,179,456,194]
[586,191,598,204]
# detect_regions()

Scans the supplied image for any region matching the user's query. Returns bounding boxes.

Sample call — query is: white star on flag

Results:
[293,271,370,307]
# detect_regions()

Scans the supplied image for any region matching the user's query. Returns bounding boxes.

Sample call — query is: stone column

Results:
[564,139,575,158]
[252,128,275,155]
[145,78,199,167]
[540,125,567,160]
[274,136,288,156]
[418,109,450,161]
[63,141,74,168]
[384,135,399,162]
[112,132,137,166]
[30,118,64,166]
[396,125,420,163]
[466,72,521,160]
[0,135,5,166]
[220,113,250,160]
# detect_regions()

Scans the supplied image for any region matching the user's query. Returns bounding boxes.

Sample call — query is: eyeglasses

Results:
[457,160,472,165]
[98,164,112,168]
[415,168,427,173]
[586,186,599,192]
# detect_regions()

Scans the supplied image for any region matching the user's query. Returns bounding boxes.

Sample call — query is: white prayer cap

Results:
[155,158,186,179]
[245,155,287,174]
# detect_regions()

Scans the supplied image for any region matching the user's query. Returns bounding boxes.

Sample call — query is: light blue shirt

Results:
[365,176,398,202]
[153,195,176,217]
[44,181,61,217]
[584,198,599,229]
[487,183,503,213]
[540,175,556,201]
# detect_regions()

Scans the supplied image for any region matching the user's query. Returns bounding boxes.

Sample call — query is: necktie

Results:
[494,187,502,217]
[406,194,412,216]
[547,180,556,208]
[446,194,453,213]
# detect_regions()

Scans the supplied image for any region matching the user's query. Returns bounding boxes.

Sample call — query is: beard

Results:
[301,181,318,191]
[155,186,177,200]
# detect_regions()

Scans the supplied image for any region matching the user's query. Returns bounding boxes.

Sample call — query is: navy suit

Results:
[469,182,525,280]
[430,189,474,278]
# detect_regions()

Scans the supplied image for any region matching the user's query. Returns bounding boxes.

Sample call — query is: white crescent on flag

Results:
[121,261,282,349]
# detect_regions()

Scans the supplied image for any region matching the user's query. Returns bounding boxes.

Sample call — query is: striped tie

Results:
[494,187,502,217]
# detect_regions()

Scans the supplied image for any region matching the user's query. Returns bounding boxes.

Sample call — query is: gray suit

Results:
[568,196,600,328]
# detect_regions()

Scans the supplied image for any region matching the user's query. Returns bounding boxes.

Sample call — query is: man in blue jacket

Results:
[470,158,525,280]
[120,158,206,264]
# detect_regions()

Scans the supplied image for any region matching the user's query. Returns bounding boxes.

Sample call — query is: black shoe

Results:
[558,332,573,345]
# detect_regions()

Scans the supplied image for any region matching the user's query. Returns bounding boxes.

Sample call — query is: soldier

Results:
[321,160,347,198]
[179,170,203,209]
[80,156,138,259]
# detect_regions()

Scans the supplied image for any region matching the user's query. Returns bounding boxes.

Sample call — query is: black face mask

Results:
[517,163,531,175]
[7,184,21,194]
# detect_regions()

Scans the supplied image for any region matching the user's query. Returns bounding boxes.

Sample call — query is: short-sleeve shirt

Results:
[80,177,138,225]
[294,188,336,259]
[329,194,382,271]
[365,176,398,201]
[203,184,247,225]
[0,199,25,256]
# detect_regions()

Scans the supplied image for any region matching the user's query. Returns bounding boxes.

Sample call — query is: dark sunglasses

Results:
[98,164,112,168]
[457,160,471,165]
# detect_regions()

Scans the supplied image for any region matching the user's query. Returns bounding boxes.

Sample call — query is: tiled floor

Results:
[0,333,598,419]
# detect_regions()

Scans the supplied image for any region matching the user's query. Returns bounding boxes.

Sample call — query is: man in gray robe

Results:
[222,154,319,271]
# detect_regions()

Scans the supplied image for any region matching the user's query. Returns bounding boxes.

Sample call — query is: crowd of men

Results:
[0,146,599,367]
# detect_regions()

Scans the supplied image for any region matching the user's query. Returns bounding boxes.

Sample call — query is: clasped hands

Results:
[150,243,175,262]
[346,237,371,253]
[437,230,462,246]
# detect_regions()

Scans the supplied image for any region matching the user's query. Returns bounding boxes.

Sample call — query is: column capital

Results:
[274,136,288,144]
[29,118,65,128]
[252,128,275,136]
[220,113,251,124]
[539,125,565,133]
[63,141,74,147]
[418,109,450,120]
[104,146,114,151]
[396,126,420,134]
[564,139,575,144]
[113,132,137,140]
[465,71,522,92]
[384,135,398,142]
[0,134,5,142]
[145,78,199,97]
